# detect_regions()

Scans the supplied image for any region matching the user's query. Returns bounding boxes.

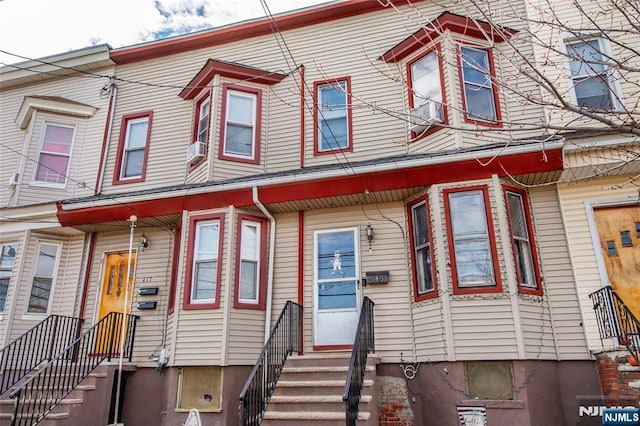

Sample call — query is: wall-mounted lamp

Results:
[366,224,374,253]
[140,233,149,250]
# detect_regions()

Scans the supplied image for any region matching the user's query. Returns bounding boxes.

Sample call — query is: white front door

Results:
[313,227,360,348]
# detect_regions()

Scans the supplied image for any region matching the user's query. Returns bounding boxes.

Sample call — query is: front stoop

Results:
[262,353,379,426]
[0,366,111,425]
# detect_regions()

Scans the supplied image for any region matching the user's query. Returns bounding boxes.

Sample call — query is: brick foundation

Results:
[377,376,414,426]
[595,351,640,407]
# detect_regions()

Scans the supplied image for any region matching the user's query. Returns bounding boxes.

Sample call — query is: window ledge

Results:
[460,399,524,409]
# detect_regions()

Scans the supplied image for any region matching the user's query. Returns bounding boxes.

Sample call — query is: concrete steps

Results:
[261,353,379,426]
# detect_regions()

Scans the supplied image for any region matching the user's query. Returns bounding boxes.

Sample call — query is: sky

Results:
[0,0,331,66]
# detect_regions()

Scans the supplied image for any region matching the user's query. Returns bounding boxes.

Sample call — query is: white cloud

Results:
[0,0,330,65]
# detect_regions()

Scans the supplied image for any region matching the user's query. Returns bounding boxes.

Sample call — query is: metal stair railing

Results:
[239,301,303,426]
[0,315,84,396]
[590,285,640,361]
[344,296,375,426]
[9,311,140,426]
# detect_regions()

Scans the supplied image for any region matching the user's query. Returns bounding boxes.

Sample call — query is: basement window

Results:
[177,367,223,412]
[465,361,514,400]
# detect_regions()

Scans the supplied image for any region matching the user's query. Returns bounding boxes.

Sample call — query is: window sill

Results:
[460,399,524,409]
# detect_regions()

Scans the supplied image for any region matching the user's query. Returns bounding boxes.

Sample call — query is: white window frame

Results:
[196,96,210,143]
[410,200,435,295]
[560,34,623,111]
[460,46,497,122]
[409,50,443,108]
[25,241,61,316]
[119,116,149,180]
[448,189,496,288]
[191,220,220,304]
[0,244,17,312]
[317,80,350,152]
[32,122,75,187]
[238,220,261,304]
[506,191,537,289]
[223,90,257,160]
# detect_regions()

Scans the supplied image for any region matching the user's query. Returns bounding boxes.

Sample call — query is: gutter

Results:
[253,186,276,343]
[96,81,117,194]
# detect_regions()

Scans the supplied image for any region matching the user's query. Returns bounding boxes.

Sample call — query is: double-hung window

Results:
[114,112,152,183]
[445,187,501,294]
[408,49,445,132]
[196,96,210,144]
[0,245,17,311]
[34,123,74,185]
[234,215,267,309]
[408,197,437,300]
[184,214,224,309]
[460,46,499,124]
[220,84,261,163]
[505,188,542,295]
[564,37,617,110]
[315,78,352,154]
[27,242,60,314]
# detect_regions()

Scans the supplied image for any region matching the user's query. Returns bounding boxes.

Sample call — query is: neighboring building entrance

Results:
[594,205,640,317]
[313,228,361,348]
[96,251,136,353]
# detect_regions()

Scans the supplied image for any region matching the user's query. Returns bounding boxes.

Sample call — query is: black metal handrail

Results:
[344,296,375,426]
[590,285,640,360]
[9,312,139,426]
[0,315,84,397]
[239,301,303,426]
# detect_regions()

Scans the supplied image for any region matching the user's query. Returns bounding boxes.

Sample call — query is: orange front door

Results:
[95,252,136,353]
[594,205,640,318]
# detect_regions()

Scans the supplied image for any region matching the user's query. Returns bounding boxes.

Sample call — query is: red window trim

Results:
[233,214,268,310]
[167,221,182,314]
[456,44,503,128]
[183,212,225,310]
[444,185,503,295]
[406,194,438,301]
[503,186,543,296]
[406,45,448,141]
[113,111,153,185]
[218,83,262,165]
[313,76,353,157]
[188,90,211,171]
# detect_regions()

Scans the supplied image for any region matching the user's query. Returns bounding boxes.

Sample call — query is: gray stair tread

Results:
[278,379,373,387]
[270,394,372,403]
[263,411,371,420]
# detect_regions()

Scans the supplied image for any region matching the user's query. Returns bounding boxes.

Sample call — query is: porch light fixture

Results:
[366,224,374,253]
[140,233,149,250]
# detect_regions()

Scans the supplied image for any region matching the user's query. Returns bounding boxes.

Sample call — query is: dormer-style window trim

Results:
[15,95,98,129]
[381,11,516,64]
[179,58,287,100]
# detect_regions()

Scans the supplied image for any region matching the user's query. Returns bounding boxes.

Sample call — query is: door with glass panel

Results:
[313,227,360,348]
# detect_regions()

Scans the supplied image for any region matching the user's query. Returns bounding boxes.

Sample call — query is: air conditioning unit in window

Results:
[408,101,444,133]
[8,172,19,188]
[186,141,205,164]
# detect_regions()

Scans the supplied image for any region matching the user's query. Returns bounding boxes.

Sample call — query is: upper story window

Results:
[33,123,75,185]
[444,186,502,294]
[459,46,500,124]
[27,242,60,314]
[407,49,446,135]
[0,244,17,311]
[234,215,267,309]
[184,213,224,309]
[564,37,618,110]
[505,187,542,295]
[187,92,210,168]
[407,196,437,300]
[314,78,352,155]
[195,95,210,144]
[114,112,152,184]
[220,84,261,164]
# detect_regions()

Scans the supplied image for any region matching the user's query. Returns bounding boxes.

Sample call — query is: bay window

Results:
[459,46,500,124]
[220,84,261,163]
[408,197,437,300]
[234,215,267,309]
[445,186,501,294]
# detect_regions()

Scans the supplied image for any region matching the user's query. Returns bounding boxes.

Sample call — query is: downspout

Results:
[252,186,276,343]
[95,79,117,194]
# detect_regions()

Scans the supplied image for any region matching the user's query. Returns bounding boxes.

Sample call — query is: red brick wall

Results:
[595,351,640,407]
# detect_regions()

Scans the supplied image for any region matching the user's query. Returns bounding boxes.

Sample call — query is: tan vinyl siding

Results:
[450,299,519,359]
[529,185,590,359]
[412,303,448,360]
[557,175,640,352]
[8,233,83,341]
[0,69,112,207]
[518,300,557,359]
[270,212,301,324]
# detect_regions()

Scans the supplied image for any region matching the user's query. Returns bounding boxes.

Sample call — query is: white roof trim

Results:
[15,96,98,129]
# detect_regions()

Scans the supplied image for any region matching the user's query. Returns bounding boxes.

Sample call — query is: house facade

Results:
[1,0,637,425]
